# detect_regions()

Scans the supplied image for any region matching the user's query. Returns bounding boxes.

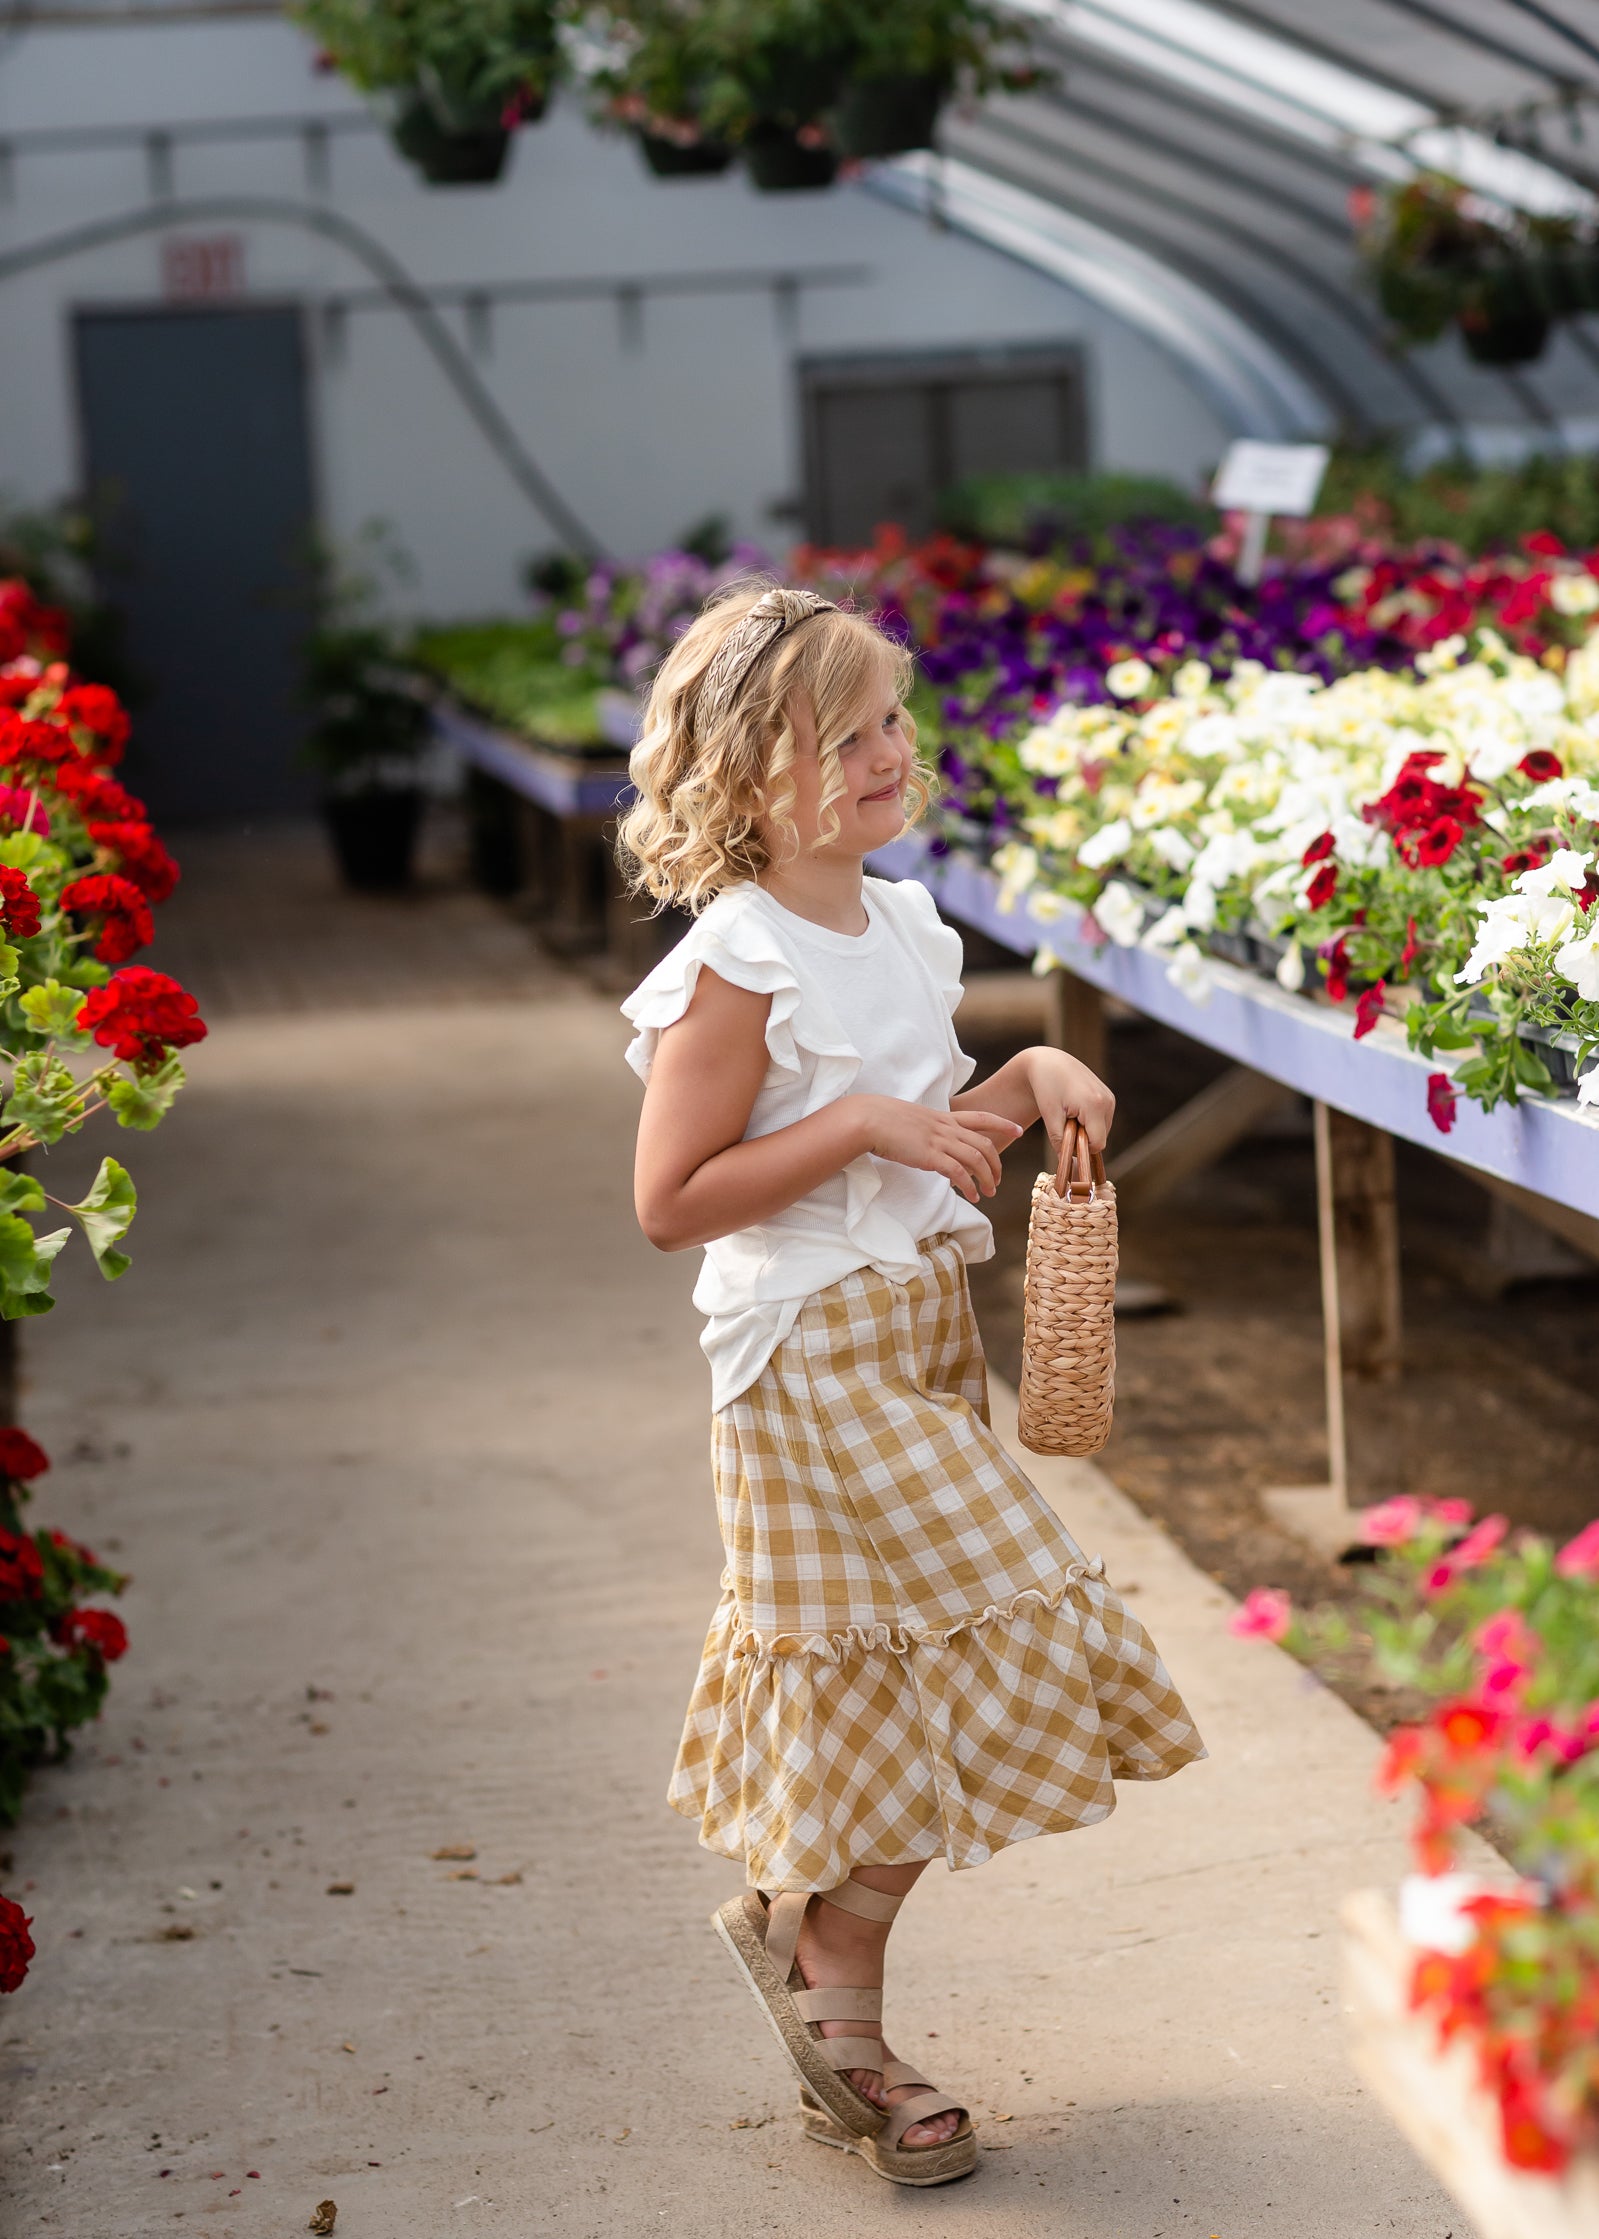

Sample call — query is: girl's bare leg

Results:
[792,1862,961,2148]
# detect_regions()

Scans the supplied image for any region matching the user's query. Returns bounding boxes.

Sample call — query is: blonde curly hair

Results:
[617,579,929,914]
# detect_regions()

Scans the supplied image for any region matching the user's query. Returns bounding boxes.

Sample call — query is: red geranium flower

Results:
[1353,981,1387,1040]
[59,873,154,964]
[0,865,41,943]
[52,684,130,760]
[1402,815,1464,870]
[86,822,179,905]
[1306,863,1338,910]
[1301,831,1336,866]
[54,1606,127,1661]
[48,760,146,824]
[47,1527,100,1569]
[1518,749,1563,784]
[1501,846,1547,875]
[0,1428,48,1480]
[76,966,207,1066]
[0,715,72,771]
[0,1527,44,1603]
[0,784,47,837]
[1524,528,1567,558]
[0,1890,35,1994]
[1427,1071,1458,1134]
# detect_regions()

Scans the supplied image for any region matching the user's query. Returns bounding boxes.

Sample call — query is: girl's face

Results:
[776,679,914,863]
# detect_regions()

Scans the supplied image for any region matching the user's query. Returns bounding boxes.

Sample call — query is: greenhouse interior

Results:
[7,0,1599,2233]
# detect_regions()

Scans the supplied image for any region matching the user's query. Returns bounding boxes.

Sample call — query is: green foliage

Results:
[16,981,90,1041]
[64,1158,135,1282]
[938,470,1215,549]
[4,1054,85,1146]
[107,1057,185,1132]
[291,0,564,111]
[1318,444,1599,557]
[410,620,611,745]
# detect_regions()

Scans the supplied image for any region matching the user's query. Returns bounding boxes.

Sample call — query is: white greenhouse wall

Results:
[0,16,1232,620]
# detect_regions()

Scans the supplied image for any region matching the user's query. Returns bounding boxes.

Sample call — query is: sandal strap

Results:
[880,2058,932,2092]
[817,2036,885,2073]
[818,1877,904,1925]
[792,1985,882,2025]
[762,1891,809,1982]
[880,2090,967,2149]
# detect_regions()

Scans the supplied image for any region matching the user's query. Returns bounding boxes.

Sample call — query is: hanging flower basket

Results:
[1458,266,1551,368]
[741,121,838,191]
[635,126,734,176]
[831,68,948,156]
[388,92,512,185]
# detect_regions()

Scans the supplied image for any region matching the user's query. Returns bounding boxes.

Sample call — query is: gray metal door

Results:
[74,305,316,823]
[800,345,1086,546]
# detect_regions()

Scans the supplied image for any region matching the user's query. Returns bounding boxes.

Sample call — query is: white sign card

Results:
[1210,440,1330,519]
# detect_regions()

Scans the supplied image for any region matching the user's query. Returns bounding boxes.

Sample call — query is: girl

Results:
[619,582,1204,2189]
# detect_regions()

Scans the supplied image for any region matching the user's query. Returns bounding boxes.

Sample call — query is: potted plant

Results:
[830,0,1050,161]
[293,0,563,185]
[586,0,736,176]
[1232,1499,1599,2205]
[697,0,856,191]
[304,535,432,892]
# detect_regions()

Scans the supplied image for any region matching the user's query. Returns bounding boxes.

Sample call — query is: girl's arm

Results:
[952,1046,1115,1155]
[635,968,1023,1253]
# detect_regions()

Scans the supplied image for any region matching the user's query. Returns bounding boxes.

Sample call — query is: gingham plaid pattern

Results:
[669,1239,1205,1890]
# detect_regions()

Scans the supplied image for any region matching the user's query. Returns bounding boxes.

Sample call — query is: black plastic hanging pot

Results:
[390,92,512,185]
[742,123,839,192]
[831,70,949,158]
[322,787,425,892]
[636,128,735,177]
[1457,266,1551,367]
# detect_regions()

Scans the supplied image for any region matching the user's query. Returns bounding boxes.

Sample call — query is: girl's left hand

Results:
[1024,1046,1115,1156]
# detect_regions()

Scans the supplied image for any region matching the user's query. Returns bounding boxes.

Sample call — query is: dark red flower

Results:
[1501,846,1547,875]
[1524,528,1567,558]
[55,1606,127,1661]
[0,1527,44,1603]
[0,715,72,770]
[0,1890,35,1994]
[1427,1072,1458,1135]
[0,1428,48,1481]
[47,1527,100,1569]
[86,823,179,905]
[0,784,47,837]
[1322,936,1350,1004]
[1301,831,1336,866]
[1306,863,1338,911]
[52,684,130,761]
[48,760,146,824]
[1402,815,1464,870]
[0,865,41,943]
[59,873,154,964]
[76,966,207,1066]
[1400,915,1420,974]
[1354,981,1387,1040]
[1518,749,1563,785]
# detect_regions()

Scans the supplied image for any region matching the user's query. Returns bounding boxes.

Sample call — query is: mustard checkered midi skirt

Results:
[669,1237,1204,1891]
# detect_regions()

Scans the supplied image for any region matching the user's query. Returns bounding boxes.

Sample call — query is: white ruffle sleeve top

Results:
[621,875,994,1410]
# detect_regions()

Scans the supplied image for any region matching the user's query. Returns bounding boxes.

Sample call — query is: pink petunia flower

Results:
[1424,1513,1508,1595]
[1554,1518,1599,1581]
[1229,1587,1292,1641]
[1362,1495,1425,1546]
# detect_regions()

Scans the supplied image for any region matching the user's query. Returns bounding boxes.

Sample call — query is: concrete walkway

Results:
[0,967,1459,2238]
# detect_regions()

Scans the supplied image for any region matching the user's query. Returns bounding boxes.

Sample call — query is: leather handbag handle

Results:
[1053,1114,1107,1201]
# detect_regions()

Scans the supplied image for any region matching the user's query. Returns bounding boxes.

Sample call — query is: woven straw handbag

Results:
[1016,1116,1117,1457]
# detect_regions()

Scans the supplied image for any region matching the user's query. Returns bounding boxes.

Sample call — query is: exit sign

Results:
[161,234,246,302]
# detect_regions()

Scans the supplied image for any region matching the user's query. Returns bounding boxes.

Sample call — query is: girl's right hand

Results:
[852,1096,1023,1202]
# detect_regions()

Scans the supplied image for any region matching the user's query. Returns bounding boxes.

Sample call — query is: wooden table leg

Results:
[1316,1102,1405,1508]
[1043,967,1107,1080]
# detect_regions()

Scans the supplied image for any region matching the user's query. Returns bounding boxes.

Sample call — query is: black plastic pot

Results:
[832,70,948,158]
[742,124,839,192]
[1458,302,1551,366]
[390,95,511,186]
[636,128,735,177]
[323,788,425,892]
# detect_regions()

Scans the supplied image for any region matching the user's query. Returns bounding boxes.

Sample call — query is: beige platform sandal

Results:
[712,1875,977,2185]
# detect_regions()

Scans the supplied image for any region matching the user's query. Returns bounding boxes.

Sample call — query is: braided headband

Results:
[697,587,838,730]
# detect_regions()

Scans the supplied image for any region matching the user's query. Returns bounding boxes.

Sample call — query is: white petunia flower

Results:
[1027,889,1070,925]
[1555,921,1599,1002]
[1141,904,1189,952]
[1517,848,1592,898]
[1173,659,1212,701]
[1166,940,1213,1004]
[991,841,1038,914]
[1147,825,1196,871]
[1093,880,1146,947]
[1106,657,1153,700]
[1030,943,1062,979]
[1077,816,1133,870]
[1181,877,1218,932]
[1275,941,1306,992]
[1550,572,1599,617]
[1455,890,1578,985]
[1580,1063,1599,1108]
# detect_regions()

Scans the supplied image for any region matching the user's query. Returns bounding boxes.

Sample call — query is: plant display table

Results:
[872,831,1599,1525]
[1342,1891,1599,2239]
[429,700,652,974]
